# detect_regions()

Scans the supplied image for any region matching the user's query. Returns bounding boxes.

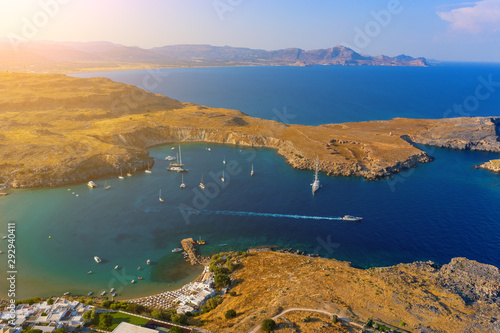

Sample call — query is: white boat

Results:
[221,170,225,182]
[164,155,176,161]
[87,270,92,274]
[171,147,175,150]
[342,215,363,222]
[111,293,116,297]
[104,181,111,190]
[118,169,124,180]
[207,147,211,152]
[311,158,320,194]
[172,248,183,253]
[63,292,70,296]
[167,166,188,172]
[100,291,106,296]
[180,174,186,189]
[131,279,135,284]
[159,189,164,203]
[127,170,132,177]
[114,265,119,270]
[110,288,115,293]
[223,156,226,165]
[251,163,254,176]
[2,236,7,240]
[168,146,187,172]
[94,256,101,263]
[87,181,97,188]
[147,259,151,265]
[145,161,152,174]
[199,174,205,190]
[0,251,3,254]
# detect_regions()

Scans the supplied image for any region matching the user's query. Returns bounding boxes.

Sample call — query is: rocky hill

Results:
[198,251,500,333]
[0,41,427,73]
[0,73,499,190]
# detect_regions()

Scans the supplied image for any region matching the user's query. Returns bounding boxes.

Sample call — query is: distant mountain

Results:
[0,41,428,73]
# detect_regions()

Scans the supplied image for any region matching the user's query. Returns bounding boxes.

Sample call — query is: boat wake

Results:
[180,207,343,221]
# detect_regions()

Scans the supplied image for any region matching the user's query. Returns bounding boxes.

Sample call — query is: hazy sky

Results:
[1,0,500,62]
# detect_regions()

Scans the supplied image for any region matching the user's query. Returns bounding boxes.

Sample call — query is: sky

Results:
[1,0,500,62]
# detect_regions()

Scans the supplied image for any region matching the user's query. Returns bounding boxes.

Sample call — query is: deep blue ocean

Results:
[1,64,499,299]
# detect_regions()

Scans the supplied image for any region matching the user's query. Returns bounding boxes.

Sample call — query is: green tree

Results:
[99,313,113,331]
[53,328,67,333]
[102,300,112,308]
[214,273,231,288]
[47,299,54,305]
[261,319,276,332]
[171,313,187,325]
[169,327,182,333]
[82,310,92,322]
[225,309,236,319]
[229,291,237,297]
[110,303,120,310]
[90,310,100,326]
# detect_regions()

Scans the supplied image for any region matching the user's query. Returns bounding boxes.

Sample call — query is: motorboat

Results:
[94,256,101,263]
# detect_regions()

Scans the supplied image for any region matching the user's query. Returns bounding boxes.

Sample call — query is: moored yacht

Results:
[94,256,101,263]
[311,158,320,194]
[87,181,97,188]
[199,174,205,189]
[180,174,186,188]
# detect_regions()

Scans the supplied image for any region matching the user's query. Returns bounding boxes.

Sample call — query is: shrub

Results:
[102,300,112,308]
[229,291,237,297]
[332,315,338,323]
[169,327,182,333]
[225,309,237,319]
[261,318,276,332]
[171,313,187,325]
[46,299,54,305]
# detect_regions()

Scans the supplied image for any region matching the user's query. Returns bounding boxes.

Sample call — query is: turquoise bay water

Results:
[1,65,500,299]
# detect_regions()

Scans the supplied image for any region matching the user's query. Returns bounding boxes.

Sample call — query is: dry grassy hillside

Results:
[198,251,500,333]
[0,72,499,189]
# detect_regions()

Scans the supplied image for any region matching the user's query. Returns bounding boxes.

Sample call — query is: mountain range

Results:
[0,40,428,73]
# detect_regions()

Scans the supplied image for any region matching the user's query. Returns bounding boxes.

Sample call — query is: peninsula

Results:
[1,72,499,189]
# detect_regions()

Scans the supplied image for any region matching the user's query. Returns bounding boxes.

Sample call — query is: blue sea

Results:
[1,64,500,299]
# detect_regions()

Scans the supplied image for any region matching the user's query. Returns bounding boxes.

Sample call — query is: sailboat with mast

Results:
[311,157,320,194]
[145,161,152,174]
[221,170,225,182]
[105,181,111,190]
[199,174,205,190]
[168,145,188,172]
[251,163,254,176]
[118,169,124,180]
[159,189,164,203]
[180,174,186,189]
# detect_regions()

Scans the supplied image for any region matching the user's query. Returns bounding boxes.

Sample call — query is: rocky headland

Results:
[1,72,499,189]
[198,250,500,333]
[476,159,500,173]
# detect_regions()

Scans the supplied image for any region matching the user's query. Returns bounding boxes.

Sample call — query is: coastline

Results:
[2,72,500,189]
